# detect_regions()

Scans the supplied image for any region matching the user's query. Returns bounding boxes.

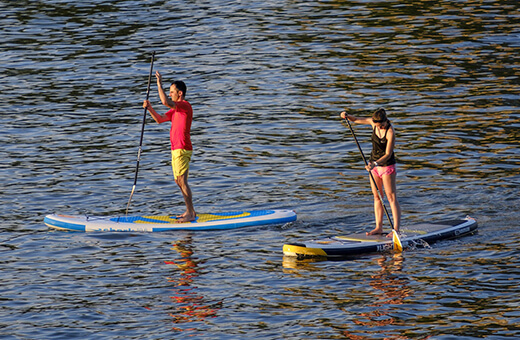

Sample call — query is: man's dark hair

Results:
[172,80,187,97]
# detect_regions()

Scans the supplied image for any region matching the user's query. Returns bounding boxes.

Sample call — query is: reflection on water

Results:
[165,236,220,332]
[1,0,519,338]
[281,253,413,339]
[335,255,412,338]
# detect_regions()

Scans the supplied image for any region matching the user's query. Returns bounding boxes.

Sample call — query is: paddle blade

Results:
[393,230,403,252]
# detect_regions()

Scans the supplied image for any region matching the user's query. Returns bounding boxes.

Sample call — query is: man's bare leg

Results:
[175,173,196,223]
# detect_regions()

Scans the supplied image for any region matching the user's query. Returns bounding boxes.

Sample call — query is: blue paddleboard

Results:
[45,209,296,232]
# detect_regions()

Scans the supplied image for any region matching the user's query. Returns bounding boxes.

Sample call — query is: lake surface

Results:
[1,0,519,339]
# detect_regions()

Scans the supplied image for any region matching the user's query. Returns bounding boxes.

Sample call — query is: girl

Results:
[340,108,401,236]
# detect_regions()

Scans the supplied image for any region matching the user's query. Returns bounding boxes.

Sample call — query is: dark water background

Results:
[1,0,519,339]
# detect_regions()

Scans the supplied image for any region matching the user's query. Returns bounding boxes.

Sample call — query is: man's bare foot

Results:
[366,228,384,236]
[175,214,197,223]
[176,212,187,219]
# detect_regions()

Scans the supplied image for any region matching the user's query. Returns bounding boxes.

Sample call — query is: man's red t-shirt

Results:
[164,100,193,151]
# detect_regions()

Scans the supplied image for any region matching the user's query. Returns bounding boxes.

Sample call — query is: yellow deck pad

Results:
[135,212,250,224]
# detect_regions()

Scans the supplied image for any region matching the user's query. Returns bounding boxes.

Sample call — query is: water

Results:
[1,0,519,338]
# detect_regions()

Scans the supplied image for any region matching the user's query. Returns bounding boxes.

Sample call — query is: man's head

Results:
[169,80,187,101]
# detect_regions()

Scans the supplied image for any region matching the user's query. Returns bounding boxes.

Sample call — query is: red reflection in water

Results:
[164,236,220,331]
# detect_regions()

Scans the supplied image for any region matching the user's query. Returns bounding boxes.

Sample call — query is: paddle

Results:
[126,51,156,215]
[392,229,403,252]
[341,113,402,251]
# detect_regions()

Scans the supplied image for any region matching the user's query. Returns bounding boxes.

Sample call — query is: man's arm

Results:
[143,100,170,124]
[156,71,176,109]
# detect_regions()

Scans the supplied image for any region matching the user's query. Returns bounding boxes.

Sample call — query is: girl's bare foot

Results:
[366,228,383,236]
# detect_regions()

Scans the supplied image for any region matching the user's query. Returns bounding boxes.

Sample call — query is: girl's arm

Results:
[340,111,373,125]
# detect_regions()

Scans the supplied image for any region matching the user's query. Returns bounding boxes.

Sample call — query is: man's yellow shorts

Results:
[171,149,192,179]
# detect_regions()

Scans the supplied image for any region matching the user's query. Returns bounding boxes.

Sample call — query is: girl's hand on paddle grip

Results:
[365,161,376,172]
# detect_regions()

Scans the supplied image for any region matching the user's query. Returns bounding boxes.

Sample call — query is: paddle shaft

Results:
[342,116,395,230]
[126,51,156,215]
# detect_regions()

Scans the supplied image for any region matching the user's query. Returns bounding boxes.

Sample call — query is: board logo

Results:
[454,226,470,236]
[377,243,393,252]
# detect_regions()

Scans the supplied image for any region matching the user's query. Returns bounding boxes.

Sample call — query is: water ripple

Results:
[1,0,519,338]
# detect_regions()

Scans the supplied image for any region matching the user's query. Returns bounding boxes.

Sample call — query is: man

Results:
[143,71,196,222]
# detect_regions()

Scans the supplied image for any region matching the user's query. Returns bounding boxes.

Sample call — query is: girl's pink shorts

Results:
[371,164,396,179]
